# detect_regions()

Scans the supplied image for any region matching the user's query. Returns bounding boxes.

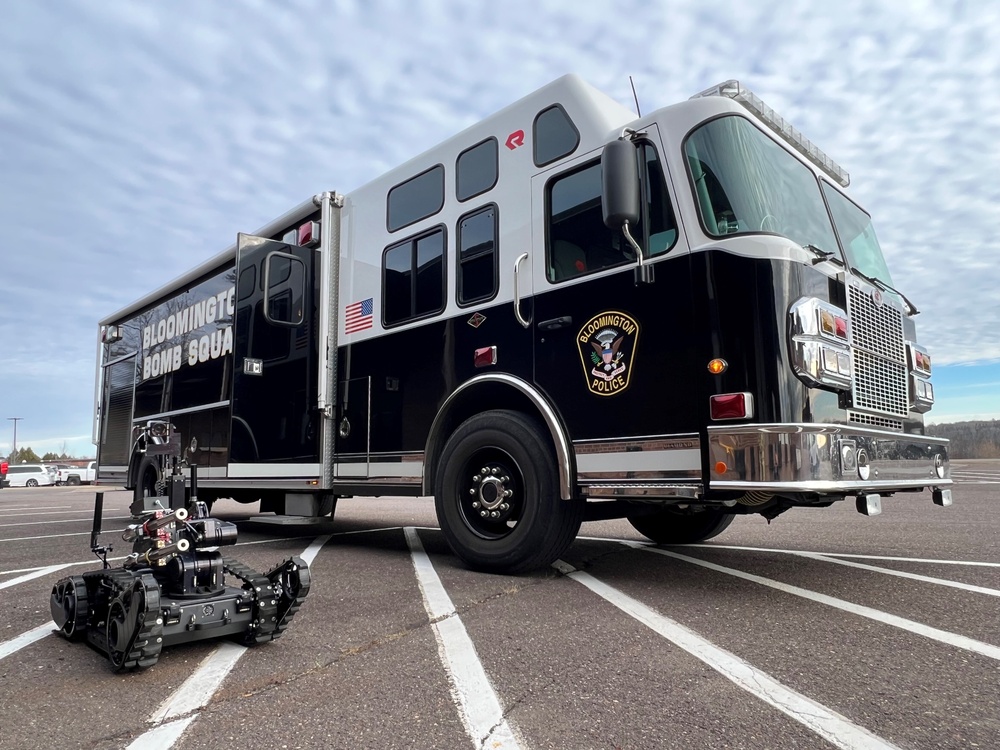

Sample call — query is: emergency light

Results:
[692,80,851,187]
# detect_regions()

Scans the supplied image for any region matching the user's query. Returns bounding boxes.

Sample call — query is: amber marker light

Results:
[714,461,728,475]
[708,358,728,375]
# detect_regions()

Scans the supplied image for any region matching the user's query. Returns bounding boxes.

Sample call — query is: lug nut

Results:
[472,475,480,482]
[469,488,477,495]
[501,476,509,483]
[490,511,500,518]
[491,468,498,475]
[481,467,489,475]
[480,510,488,517]
[472,501,480,508]
[504,489,513,497]
[500,503,509,511]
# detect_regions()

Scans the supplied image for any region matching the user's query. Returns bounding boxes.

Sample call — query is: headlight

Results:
[789,298,852,391]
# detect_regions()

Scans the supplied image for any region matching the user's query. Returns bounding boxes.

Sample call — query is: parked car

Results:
[43,465,58,485]
[0,460,8,488]
[60,461,97,485]
[6,464,55,487]
[51,464,71,485]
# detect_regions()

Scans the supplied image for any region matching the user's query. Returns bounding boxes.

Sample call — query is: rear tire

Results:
[627,506,735,544]
[68,475,81,486]
[435,410,583,574]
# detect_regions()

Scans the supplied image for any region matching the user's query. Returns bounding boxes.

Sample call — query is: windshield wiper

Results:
[851,268,920,316]
[803,244,843,266]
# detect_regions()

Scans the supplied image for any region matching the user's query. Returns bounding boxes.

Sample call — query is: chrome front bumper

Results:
[707,423,951,494]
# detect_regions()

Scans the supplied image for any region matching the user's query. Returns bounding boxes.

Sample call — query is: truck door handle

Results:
[538,316,572,331]
[513,252,530,329]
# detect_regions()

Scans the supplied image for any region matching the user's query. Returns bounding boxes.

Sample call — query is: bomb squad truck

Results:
[92,75,952,574]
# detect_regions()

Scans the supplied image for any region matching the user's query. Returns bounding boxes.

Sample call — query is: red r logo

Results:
[505,130,525,150]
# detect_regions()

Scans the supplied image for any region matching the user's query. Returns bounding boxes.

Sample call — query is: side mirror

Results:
[601,139,640,229]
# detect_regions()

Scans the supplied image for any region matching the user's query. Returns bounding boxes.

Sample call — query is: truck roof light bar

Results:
[692,80,850,187]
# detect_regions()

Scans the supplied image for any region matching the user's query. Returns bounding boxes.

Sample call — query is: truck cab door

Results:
[231,234,320,464]
[531,132,692,443]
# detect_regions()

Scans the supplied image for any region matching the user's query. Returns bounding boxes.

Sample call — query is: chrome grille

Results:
[847,282,908,418]
[848,285,905,360]
[848,411,903,432]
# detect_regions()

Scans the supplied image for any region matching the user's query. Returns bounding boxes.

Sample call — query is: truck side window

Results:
[457,205,498,305]
[641,143,678,257]
[457,139,498,202]
[387,165,445,232]
[546,145,676,282]
[383,227,446,326]
[263,252,305,327]
[534,104,580,167]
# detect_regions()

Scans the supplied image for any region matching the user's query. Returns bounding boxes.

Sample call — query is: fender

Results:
[423,373,574,499]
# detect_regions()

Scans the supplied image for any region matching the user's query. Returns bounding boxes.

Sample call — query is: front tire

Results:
[26,479,38,487]
[627,506,735,544]
[435,410,583,574]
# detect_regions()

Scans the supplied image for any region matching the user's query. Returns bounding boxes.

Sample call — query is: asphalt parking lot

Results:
[1,461,997,749]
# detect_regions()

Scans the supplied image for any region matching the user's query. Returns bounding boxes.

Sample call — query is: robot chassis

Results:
[49,446,310,672]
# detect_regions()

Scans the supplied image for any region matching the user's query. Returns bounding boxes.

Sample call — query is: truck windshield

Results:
[821,182,894,287]
[684,115,840,257]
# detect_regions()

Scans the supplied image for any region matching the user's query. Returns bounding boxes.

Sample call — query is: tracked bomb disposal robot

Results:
[49,428,310,671]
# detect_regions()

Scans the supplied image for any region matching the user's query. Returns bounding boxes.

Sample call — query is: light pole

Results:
[7,417,22,462]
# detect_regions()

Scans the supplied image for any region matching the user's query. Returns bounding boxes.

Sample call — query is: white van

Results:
[6,464,54,487]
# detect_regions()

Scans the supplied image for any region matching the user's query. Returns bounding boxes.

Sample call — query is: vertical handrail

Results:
[513,252,530,329]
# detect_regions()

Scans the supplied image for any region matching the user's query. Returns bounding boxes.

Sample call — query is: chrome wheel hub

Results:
[468,465,513,519]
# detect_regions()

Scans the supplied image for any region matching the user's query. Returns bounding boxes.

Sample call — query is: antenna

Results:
[629,76,641,117]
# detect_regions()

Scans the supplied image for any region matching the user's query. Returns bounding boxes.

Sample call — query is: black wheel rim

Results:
[107,600,129,668]
[61,583,78,636]
[458,447,523,540]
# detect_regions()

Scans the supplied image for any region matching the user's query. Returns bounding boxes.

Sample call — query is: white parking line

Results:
[0,622,53,662]
[0,505,76,518]
[632,544,1000,662]
[790,552,1000,598]
[0,564,74,591]
[147,641,248,723]
[0,531,100,543]
[0,516,131,528]
[666,542,1000,568]
[405,527,522,750]
[126,718,195,750]
[555,560,899,750]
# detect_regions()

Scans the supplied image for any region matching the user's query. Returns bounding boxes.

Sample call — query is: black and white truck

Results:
[94,75,951,573]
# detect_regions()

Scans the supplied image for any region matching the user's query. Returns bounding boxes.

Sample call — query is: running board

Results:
[580,483,703,500]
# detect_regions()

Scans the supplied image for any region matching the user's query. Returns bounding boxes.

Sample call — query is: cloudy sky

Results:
[1,0,998,458]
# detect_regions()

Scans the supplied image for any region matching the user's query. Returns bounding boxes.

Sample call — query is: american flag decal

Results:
[345,297,374,333]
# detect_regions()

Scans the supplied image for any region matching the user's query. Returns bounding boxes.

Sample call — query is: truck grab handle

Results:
[513,252,530,329]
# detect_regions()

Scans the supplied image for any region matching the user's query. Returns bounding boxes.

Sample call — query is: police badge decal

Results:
[576,311,639,396]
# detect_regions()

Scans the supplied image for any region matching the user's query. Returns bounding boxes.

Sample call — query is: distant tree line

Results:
[6,448,89,464]
[926,420,1000,459]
